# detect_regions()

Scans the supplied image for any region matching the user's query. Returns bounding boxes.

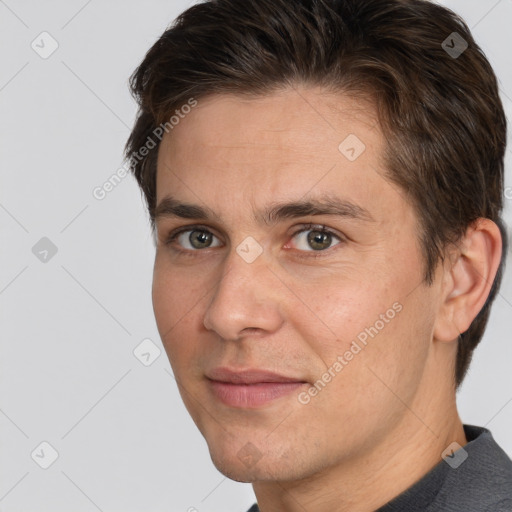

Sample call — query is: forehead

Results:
[159,87,378,154]
[154,87,407,229]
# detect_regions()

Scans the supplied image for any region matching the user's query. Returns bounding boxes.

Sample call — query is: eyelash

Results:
[164,223,345,258]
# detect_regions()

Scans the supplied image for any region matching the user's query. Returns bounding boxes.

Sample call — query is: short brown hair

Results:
[125,0,508,388]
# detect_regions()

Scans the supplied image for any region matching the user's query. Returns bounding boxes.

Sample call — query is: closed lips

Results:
[206,368,309,408]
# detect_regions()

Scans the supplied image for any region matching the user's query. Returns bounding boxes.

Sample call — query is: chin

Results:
[206,436,315,484]
[210,456,262,483]
[205,436,269,481]
[209,452,287,483]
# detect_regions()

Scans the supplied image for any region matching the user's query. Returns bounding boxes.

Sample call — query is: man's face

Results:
[153,87,442,482]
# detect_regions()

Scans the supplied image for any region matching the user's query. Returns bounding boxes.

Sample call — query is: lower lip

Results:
[208,380,306,408]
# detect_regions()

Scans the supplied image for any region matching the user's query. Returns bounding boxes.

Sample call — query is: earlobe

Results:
[433,218,502,343]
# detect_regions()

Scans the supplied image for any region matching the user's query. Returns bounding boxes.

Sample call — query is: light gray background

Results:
[0,1,511,511]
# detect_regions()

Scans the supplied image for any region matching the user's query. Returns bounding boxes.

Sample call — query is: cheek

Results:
[151,256,205,361]
[152,252,207,318]
[297,258,430,385]
[342,283,435,398]
[300,291,433,434]
[152,259,178,333]
[289,268,396,351]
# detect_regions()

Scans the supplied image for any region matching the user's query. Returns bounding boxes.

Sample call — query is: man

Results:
[125,0,512,510]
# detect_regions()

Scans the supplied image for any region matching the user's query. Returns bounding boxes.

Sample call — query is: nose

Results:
[203,248,284,341]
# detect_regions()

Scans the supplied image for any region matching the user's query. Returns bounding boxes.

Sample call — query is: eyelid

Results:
[289,223,342,238]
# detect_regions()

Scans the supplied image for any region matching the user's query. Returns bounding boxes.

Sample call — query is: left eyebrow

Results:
[260,195,375,225]
[153,194,375,225]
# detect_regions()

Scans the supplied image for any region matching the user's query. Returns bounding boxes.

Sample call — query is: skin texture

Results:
[152,87,502,512]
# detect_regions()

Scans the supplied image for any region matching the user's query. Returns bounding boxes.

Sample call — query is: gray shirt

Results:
[245,425,512,511]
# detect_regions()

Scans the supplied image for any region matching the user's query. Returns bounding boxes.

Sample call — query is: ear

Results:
[433,218,503,342]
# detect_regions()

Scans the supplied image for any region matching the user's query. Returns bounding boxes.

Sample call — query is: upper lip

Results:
[207,367,307,384]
